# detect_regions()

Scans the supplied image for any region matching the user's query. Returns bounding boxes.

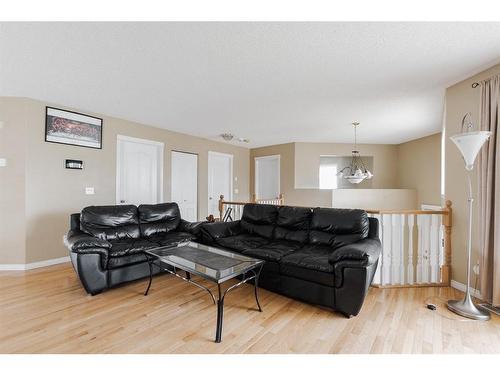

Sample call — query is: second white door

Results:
[255,155,280,199]
[171,151,198,221]
[208,151,233,217]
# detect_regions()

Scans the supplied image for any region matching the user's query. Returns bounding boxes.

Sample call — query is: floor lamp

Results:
[447,113,491,321]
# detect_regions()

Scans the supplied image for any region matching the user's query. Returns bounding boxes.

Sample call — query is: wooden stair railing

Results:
[367,200,452,288]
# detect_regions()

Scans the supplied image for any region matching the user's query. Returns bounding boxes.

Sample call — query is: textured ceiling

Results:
[1,22,500,147]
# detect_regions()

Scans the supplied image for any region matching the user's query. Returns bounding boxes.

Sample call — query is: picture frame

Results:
[45,106,103,149]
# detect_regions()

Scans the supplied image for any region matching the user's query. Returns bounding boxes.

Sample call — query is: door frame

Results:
[255,154,280,199]
[171,150,198,221]
[116,134,164,204]
[208,151,233,214]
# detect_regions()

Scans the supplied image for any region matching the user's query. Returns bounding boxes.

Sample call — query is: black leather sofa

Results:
[200,204,381,317]
[64,203,201,295]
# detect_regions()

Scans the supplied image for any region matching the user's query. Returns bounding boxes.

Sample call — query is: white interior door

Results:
[116,135,164,206]
[255,155,280,199]
[171,151,198,221]
[208,151,233,217]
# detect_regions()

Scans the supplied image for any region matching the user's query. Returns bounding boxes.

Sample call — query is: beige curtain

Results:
[478,74,500,307]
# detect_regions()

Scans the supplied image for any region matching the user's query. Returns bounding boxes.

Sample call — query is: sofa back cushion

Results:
[274,206,312,243]
[240,204,278,238]
[309,208,369,248]
[80,205,140,240]
[138,202,181,237]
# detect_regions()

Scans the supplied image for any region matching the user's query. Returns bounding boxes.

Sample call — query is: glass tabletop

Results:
[145,241,264,283]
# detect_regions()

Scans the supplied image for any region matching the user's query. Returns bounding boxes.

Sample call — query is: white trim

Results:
[0,256,70,271]
[255,154,281,199]
[116,134,164,147]
[116,135,164,205]
[451,279,482,299]
[208,151,233,215]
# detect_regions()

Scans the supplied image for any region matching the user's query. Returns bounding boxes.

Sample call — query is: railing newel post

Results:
[441,200,452,286]
[218,195,224,221]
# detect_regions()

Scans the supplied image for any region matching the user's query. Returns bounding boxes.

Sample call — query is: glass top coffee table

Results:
[143,241,264,343]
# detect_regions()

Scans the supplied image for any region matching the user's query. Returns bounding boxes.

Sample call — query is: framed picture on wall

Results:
[45,106,103,149]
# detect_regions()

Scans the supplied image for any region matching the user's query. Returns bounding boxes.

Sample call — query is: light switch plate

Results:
[0,158,6,167]
[85,187,95,195]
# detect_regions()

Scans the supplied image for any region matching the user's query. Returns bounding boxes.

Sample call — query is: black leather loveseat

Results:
[200,204,381,317]
[64,203,201,295]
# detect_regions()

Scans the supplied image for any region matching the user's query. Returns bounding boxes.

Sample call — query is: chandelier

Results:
[338,122,373,184]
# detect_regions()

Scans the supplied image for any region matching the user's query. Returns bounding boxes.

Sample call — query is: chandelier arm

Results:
[358,155,369,172]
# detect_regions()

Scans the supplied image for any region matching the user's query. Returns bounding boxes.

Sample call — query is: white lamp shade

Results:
[450,131,491,171]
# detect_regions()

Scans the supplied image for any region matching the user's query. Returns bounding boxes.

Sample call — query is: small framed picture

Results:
[45,106,103,149]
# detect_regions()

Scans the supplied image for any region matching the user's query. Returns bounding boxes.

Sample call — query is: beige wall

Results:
[0,98,27,264]
[445,63,500,286]
[0,97,250,264]
[397,133,442,207]
[250,142,402,208]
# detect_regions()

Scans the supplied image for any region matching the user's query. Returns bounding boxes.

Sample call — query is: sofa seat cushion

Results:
[216,234,269,253]
[108,239,159,257]
[107,252,148,269]
[280,245,336,287]
[147,231,195,247]
[242,240,302,262]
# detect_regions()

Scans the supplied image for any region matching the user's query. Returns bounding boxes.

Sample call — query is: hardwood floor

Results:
[1,262,499,354]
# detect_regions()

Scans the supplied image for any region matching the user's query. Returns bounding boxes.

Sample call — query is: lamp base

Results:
[447,294,491,321]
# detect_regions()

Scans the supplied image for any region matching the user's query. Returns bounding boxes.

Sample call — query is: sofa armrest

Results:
[65,229,111,252]
[328,238,381,267]
[178,219,205,237]
[199,221,242,243]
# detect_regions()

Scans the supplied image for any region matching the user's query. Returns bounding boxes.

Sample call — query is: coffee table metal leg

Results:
[144,256,153,296]
[254,264,263,312]
[215,284,224,343]
[186,271,191,280]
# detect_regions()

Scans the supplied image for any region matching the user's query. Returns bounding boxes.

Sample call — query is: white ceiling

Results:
[1,22,500,147]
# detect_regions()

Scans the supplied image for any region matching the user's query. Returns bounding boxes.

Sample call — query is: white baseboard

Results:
[450,279,482,299]
[0,256,70,271]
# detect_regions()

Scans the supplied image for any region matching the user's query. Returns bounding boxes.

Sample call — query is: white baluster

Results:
[407,214,415,284]
[371,214,382,285]
[416,215,423,283]
[399,214,405,285]
[438,215,444,268]
[430,214,440,283]
[382,214,392,285]
[421,215,431,283]
[391,214,400,284]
